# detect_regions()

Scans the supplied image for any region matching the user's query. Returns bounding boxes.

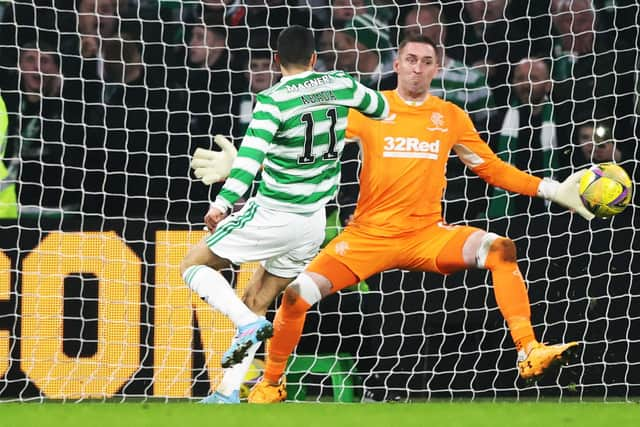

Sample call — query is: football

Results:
[579,163,633,218]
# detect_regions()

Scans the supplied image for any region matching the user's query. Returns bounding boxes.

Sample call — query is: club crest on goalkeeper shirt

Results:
[427,111,448,132]
[334,241,349,256]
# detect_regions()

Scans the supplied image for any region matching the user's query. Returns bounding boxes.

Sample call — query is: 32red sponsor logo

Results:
[383,137,440,159]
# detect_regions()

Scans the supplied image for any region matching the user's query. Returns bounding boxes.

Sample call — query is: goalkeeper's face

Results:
[394,42,439,96]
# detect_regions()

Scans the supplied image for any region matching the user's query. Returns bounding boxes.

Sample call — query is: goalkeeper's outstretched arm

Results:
[454,143,594,220]
[451,106,594,220]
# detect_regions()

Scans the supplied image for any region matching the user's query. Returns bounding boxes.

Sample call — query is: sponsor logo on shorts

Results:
[383,137,440,159]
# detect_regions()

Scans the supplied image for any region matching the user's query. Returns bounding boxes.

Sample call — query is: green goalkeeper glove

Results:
[191,134,237,185]
[538,170,595,220]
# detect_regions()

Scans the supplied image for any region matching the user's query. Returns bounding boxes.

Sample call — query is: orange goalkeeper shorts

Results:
[307,221,481,293]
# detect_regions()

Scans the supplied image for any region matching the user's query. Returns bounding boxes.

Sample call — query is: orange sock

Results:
[485,238,537,352]
[263,292,311,384]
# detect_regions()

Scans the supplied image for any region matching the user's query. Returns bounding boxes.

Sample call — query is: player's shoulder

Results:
[429,94,464,115]
[254,83,288,112]
[252,88,285,119]
[258,82,283,99]
[324,70,360,88]
[327,70,353,80]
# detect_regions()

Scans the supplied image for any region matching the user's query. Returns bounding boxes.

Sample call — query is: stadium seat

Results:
[286,353,356,402]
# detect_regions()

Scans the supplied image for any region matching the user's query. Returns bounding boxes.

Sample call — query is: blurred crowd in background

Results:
[0,0,637,223]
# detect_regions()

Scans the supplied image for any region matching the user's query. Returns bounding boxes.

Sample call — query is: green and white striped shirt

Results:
[213,70,389,213]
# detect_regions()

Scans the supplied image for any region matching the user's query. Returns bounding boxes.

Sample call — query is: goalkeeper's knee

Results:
[281,273,322,316]
[476,233,517,269]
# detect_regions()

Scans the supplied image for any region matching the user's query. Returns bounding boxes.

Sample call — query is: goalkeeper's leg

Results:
[250,255,358,403]
[475,233,538,352]
[438,231,578,381]
[247,276,317,404]
[438,230,540,351]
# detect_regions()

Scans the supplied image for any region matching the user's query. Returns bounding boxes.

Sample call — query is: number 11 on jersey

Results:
[298,108,339,164]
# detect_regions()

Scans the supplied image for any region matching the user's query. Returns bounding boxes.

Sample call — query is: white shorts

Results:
[206,199,326,278]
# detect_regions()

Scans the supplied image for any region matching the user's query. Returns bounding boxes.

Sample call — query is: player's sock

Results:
[182,265,258,327]
[217,342,261,396]
[263,294,311,384]
[485,238,536,352]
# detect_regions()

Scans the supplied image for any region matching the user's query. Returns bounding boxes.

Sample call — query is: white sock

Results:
[183,265,259,327]
[217,342,261,395]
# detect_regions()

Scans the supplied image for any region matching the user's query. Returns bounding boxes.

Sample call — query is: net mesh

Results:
[0,0,638,401]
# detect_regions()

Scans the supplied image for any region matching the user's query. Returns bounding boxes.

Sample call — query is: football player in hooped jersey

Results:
[243,35,594,403]
[181,25,389,403]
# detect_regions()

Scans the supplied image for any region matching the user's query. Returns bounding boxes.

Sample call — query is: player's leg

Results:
[181,238,261,329]
[205,266,292,403]
[241,266,292,316]
[181,234,266,404]
[205,205,328,403]
[266,255,357,379]
[218,204,326,368]
[185,201,302,369]
[436,229,578,381]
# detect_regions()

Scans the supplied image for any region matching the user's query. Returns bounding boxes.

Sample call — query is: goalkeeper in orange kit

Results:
[194,35,593,403]
[241,35,595,403]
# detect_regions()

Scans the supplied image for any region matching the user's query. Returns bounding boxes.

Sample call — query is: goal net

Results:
[0,0,638,401]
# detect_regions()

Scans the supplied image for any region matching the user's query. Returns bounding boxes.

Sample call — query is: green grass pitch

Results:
[2,401,639,427]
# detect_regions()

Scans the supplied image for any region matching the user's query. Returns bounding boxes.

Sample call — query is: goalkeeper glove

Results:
[537,170,595,220]
[191,134,237,185]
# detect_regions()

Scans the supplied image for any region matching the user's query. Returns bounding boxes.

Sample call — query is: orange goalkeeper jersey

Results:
[346,90,542,236]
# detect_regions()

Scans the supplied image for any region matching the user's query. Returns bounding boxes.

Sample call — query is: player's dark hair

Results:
[277,25,315,68]
[398,34,438,57]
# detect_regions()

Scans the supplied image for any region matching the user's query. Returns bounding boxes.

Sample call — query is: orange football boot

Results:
[248,377,287,403]
[518,341,579,381]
